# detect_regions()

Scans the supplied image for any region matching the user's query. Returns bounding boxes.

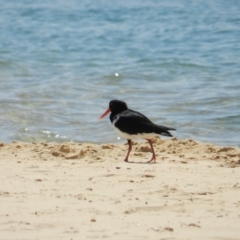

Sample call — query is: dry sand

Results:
[0,137,240,240]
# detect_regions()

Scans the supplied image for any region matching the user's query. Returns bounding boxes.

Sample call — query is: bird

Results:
[99,100,176,163]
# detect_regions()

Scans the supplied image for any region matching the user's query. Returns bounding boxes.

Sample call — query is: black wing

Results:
[114,109,176,137]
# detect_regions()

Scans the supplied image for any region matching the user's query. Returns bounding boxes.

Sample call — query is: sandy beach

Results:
[0,137,240,239]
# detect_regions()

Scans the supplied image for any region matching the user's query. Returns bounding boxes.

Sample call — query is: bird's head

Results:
[99,100,128,119]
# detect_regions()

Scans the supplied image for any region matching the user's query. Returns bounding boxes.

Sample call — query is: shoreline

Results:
[1,137,239,166]
[1,137,240,239]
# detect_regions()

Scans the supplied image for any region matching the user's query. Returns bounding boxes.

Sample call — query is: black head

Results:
[109,100,128,113]
[99,99,128,120]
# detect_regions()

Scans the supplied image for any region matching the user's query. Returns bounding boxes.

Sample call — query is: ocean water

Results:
[0,0,239,146]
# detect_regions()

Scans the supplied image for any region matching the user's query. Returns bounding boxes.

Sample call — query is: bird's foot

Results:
[147,156,156,163]
[124,159,129,162]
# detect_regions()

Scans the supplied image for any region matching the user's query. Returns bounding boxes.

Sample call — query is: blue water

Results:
[0,0,240,146]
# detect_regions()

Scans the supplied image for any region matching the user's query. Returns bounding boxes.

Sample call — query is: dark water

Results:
[0,0,239,146]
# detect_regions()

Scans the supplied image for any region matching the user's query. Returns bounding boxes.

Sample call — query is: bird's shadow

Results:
[126,161,158,165]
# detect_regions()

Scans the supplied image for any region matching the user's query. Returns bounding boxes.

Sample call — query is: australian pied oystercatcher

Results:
[99,100,176,163]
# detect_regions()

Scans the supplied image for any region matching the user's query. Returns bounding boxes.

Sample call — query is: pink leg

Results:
[124,140,132,162]
[147,139,156,163]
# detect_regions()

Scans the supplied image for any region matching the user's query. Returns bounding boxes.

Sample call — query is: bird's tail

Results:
[155,125,176,137]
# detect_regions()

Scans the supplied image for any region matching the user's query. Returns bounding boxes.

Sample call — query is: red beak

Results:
[99,108,111,119]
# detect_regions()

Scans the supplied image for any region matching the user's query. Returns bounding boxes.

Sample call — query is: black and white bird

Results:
[99,100,176,163]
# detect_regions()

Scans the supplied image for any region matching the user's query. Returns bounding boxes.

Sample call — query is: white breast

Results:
[112,124,158,140]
